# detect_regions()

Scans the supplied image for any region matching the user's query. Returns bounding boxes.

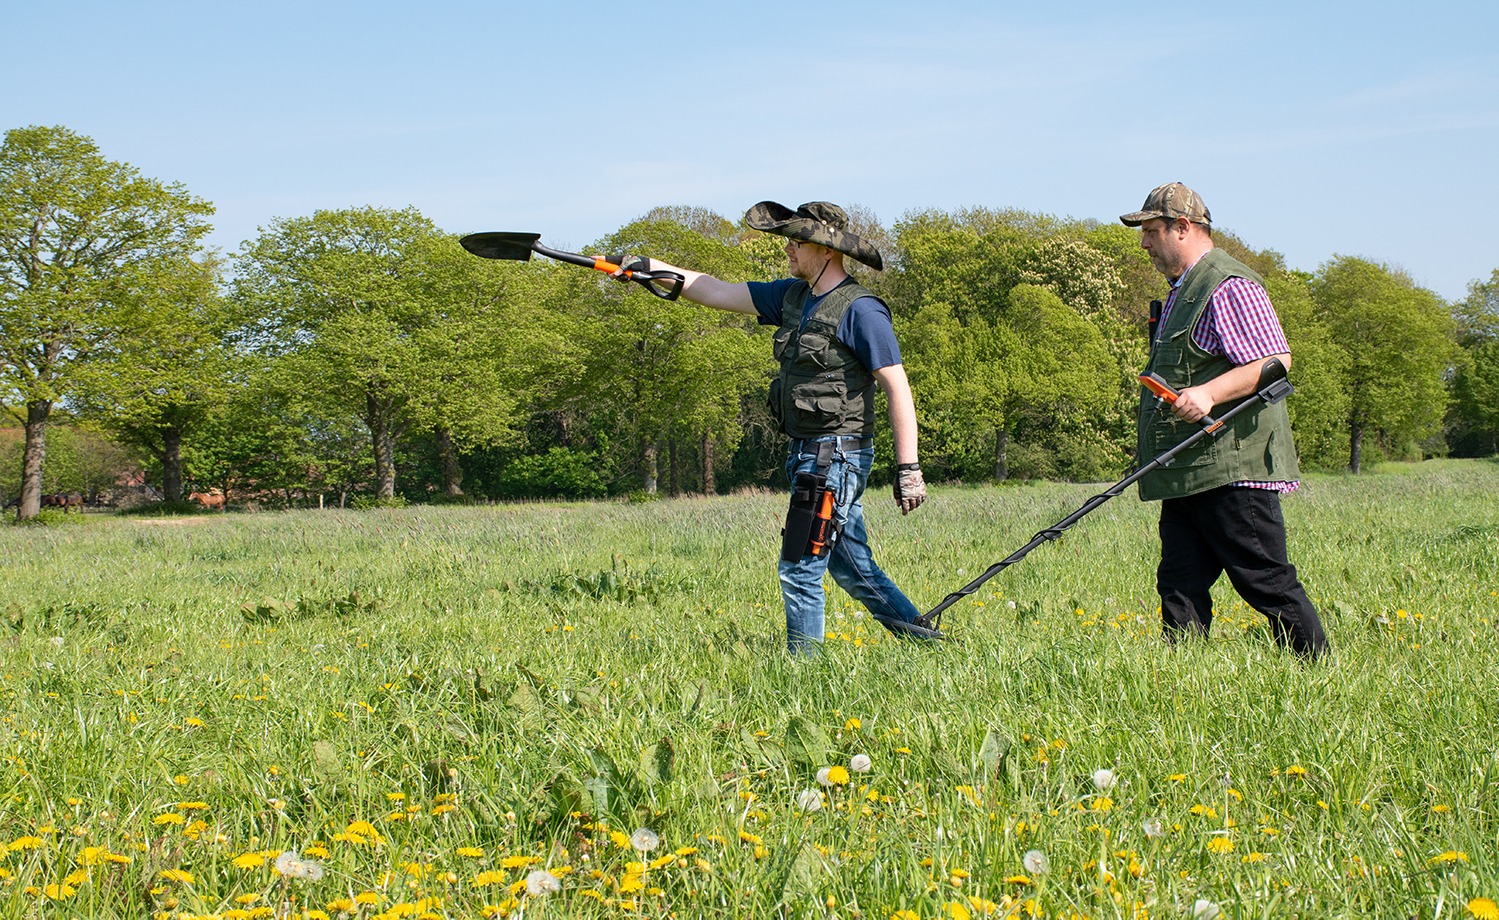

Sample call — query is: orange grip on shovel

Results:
[808,488,836,556]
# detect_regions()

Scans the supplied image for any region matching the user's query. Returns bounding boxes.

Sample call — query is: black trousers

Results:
[1157,485,1328,659]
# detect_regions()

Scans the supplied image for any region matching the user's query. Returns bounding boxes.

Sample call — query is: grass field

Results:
[2,459,1497,919]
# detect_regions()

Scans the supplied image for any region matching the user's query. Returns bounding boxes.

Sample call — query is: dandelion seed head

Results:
[1022,849,1049,875]
[797,789,823,812]
[1142,816,1165,838]
[629,828,660,853]
[849,754,872,773]
[1091,768,1116,791]
[525,869,562,896]
[1193,898,1221,919]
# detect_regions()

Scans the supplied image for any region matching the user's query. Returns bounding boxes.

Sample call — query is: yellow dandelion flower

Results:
[944,901,973,919]
[1207,837,1234,854]
[1242,852,1268,863]
[153,813,185,826]
[1431,804,1451,814]
[7,835,43,852]
[354,891,382,904]
[158,869,194,885]
[1467,897,1499,920]
[43,882,77,900]
[500,855,538,869]
[619,873,645,894]
[1284,765,1308,777]
[825,765,850,785]
[845,717,862,732]
[1429,851,1469,865]
[892,912,921,920]
[233,853,266,869]
[473,870,507,887]
[456,847,484,858]
[430,803,457,816]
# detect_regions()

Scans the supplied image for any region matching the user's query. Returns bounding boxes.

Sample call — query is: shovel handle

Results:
[1140,372,1222,432]
[589,258,684,300]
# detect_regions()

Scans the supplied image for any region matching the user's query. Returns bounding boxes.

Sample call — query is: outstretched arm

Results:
[626,257,757,314]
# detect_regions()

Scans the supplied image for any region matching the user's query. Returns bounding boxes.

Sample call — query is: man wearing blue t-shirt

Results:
[617,201,929,654]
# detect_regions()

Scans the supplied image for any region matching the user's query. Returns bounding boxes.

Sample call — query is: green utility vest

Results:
[1137,249,1300,501]
[768,279,879,439]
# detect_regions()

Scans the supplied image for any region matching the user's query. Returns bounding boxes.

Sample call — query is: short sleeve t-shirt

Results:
[747,278,903,372]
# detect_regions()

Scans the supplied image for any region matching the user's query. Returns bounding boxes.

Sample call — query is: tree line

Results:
[3,125,1495,519]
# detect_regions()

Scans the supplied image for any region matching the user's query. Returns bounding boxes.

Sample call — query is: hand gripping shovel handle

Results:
[459,232,685,301]
[891,357,1293,640]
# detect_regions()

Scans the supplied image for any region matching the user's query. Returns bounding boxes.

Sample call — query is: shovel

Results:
[878,357,1294,641]
[459,232,685,301]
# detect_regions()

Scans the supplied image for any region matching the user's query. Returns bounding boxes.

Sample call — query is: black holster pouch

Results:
[781,471,825,562]
[781,440,838,563]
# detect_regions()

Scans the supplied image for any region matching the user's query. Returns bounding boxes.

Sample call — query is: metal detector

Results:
[876,357,1294,640]
[459,232,686,301]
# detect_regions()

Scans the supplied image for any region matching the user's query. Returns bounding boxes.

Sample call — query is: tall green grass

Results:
[1,460,1496,919]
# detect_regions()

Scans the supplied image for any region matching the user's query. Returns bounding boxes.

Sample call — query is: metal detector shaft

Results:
[901,357,1292,637]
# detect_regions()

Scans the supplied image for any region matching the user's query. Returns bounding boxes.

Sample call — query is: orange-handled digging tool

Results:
[877,357,1293,640]
[459,232,686,301]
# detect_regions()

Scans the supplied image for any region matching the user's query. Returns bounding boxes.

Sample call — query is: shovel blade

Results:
[459,232,541,261]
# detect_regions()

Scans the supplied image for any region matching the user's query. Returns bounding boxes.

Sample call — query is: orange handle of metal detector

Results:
[1139,372,1222,432]
[808,488,836,556]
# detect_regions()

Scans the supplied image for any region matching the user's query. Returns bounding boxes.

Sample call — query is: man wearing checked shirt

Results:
[1122,182,1328,659]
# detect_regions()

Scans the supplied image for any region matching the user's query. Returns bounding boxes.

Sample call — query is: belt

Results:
[789,436,874,453]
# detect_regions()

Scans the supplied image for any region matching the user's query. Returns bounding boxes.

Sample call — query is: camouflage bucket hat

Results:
[1120,182,1212,227]
[744,200,884,271]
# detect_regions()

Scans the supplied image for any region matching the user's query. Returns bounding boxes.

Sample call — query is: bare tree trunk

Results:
[435,427,464,497]
[642,443,658,495]
[701,433,716,495]
[369,393,397,498]
[161,428,184,502]
[668,439,681,496]
[1349,424,1364,474]
[17,400,51,520]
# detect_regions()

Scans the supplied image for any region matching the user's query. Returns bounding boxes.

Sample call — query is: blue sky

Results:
[8,1,1497,301]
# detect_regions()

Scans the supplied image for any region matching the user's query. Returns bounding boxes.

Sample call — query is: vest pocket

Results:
[767,378,784,428]
[1148,418,1217,467]
[790,376,849,429]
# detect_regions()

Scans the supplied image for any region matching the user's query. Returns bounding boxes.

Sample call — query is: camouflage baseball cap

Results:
[1119,182,1212,227]
[744,200,884,271]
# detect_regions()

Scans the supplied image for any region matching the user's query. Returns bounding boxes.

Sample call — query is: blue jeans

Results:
[779,439,922,654]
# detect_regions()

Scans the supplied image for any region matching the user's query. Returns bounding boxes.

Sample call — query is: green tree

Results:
[582,212,773,495]
[72,254,231,500]
[0,125,212,518]
[1266,271,1351,469]
[233,207,534,500]
[1311,256,1457,472]
[1449,269,1499,456]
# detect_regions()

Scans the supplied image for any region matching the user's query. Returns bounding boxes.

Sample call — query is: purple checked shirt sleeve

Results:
[1194,277,1290,363]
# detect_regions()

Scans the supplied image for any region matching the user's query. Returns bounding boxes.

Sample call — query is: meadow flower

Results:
[629,828,660,853]
[275,849,325,881]
[1207,837,1234,854]
[817,765,850,787]
[525,869,562,896]
[1022,850,1049,875]
[1429,850,1469,865]
[1141,817,1165,838]
[1193,899,1221,919]
[158,869,194,885]
[1468,897,1499,920]
[797,789,824,812]
[849,754,872,773]
[1091,768,1117,791]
